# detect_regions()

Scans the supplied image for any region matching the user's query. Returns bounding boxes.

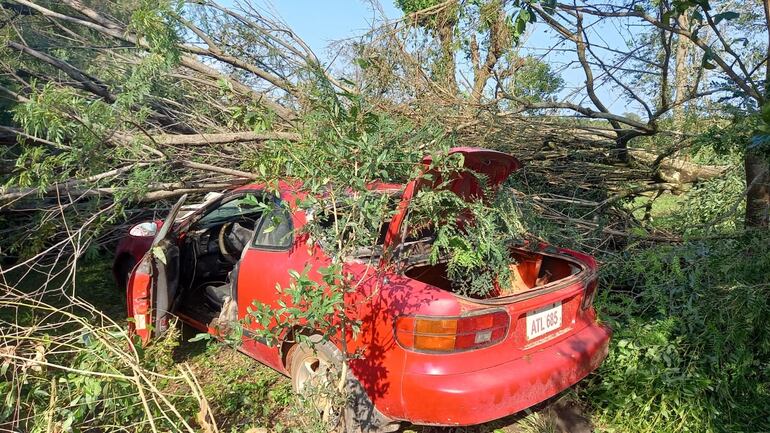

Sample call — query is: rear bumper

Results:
[398,322,611,426]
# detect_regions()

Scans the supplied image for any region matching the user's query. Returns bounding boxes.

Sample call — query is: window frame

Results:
[191,194,267,230]
[249,199,294,252]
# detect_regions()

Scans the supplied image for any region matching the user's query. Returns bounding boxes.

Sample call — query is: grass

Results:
[3,254,594,432]
[2,257,294,431]
[580,231,770,433]
[626,192,684,230]
[178,340,294,432]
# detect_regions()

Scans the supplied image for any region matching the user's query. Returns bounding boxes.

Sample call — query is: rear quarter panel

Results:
[348,248,600,421]
[345,270,461,420]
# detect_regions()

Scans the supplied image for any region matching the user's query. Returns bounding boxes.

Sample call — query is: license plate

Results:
[526,302,562,340]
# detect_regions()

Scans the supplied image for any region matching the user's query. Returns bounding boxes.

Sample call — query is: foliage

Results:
[507,55,564,104]
[0,305,191,431]
[245,263,353,348]
[406,170,527,297]
[583,234,770,433]
[191,344,293,431]
[694,111,763,156]
[395,0,450,17]
[10,84,116,189]
[129,0,183,63]
[671,169,745,234]
[392,0,554,100]
[3,0,770,431]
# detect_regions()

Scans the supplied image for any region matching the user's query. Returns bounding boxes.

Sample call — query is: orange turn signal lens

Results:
[415,318,458,334]
[395,310,509,353]
[413,318,458,351]
[414,334,456,351]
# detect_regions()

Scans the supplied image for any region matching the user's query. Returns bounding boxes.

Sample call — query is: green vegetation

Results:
[1,258,299,432]
[1,0,769,432]
[408,183,527,297]
[587,234,770,433]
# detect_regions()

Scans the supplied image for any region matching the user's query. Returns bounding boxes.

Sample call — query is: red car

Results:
[114,147,611,432]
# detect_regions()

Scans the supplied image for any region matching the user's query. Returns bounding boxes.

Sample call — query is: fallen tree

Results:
[1,1,767,432]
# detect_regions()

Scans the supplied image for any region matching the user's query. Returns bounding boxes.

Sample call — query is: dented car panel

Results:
[114,148,610,428]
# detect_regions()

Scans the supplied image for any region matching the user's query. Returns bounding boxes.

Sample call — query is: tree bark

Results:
[672,13,691,130]
[153,131,301,146]
[658,3,672,114]
[745,0,770,228]
[434,10,458,96]
[470,2,507,105]
[745,151,770,228]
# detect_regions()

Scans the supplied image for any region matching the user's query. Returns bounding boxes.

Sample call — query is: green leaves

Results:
[10,84,117,190]
[242,264,352,351]
[750,103,770,152]
[187,332,212,342]
[663,1,739,26]
[509,1,539,45]
[583,234,770,432]
[712,11,739,25]
[129,0,182,65]
[701,48,717,70]
[509,56,564,103]
[408,169,526,298]
[394,0,446,15]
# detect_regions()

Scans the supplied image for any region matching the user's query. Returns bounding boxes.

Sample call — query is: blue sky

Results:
[270,1,401,57]
[228,1,633,114]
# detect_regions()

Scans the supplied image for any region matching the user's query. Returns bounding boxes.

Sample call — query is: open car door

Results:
[127,194,187,345]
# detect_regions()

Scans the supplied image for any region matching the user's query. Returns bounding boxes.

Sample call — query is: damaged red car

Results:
[114,147,611,432]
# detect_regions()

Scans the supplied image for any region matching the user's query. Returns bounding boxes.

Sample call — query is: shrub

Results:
[583,233,770,433]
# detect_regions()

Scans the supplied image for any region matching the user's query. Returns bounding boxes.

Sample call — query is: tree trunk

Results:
[470,2,507,104]
[745,0,770,228]
[745,151,770,228]
[672,13,691,130]
[616,134,630,163]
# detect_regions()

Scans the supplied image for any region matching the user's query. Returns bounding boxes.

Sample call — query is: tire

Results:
[286,336,400,433]
[287,336,345,431]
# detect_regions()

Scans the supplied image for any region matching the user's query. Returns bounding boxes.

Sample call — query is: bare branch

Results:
[153,131,300,146]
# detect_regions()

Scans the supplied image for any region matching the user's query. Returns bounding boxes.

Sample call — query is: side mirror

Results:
[129,222,158,237]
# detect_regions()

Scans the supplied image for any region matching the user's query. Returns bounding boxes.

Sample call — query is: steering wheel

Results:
[218,222,238,264]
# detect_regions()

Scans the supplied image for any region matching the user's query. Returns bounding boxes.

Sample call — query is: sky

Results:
[268,1,402,56]
[225,1,635,114]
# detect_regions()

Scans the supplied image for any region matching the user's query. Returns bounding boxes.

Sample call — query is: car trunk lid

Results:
[382,147,521,251]
[418,147,521,200]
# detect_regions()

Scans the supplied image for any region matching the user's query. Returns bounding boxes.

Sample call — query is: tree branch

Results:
[154,131,301,146]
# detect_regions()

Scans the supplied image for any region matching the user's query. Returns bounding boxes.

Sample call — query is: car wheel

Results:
[287,336,401,433]
[115,257,136,291]
[287,336,345,430]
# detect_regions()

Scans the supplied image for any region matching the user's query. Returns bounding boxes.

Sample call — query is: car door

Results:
[127,194,187,345]
[235,200,318,371]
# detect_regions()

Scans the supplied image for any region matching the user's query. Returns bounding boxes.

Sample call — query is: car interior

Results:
[172,192,286,325]
[404,249,580,299]
[166,190,577,324]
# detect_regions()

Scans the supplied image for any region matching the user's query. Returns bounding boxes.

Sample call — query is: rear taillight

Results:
[395,309,509,353]
[581,279,598,310]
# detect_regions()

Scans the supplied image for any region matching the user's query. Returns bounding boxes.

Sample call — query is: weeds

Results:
[583,233,770,433]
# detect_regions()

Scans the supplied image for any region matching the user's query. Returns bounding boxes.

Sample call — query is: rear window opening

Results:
[310,191,403,260]
[403,248,582,300]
